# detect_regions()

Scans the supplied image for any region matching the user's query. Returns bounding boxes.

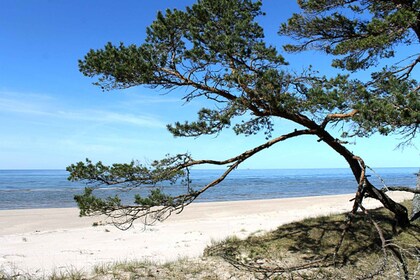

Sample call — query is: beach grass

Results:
[205,200,420,279]
[1,201,419,279]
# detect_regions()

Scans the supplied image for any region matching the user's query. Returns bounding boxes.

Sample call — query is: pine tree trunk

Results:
[317,129,411,228]
[283,114,411,228]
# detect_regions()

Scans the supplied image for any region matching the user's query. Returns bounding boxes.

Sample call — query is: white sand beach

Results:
[0,192,413,277]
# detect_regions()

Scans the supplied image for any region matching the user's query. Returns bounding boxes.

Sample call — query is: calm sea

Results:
[0,168,418,210]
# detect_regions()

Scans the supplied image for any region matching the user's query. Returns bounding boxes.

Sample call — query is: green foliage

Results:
[280,0,419,71]
[74,187,122,216]
[167,107,236,137]
[79,0,292,138]
[134,189,175,207]
[353,74,420,138]
[67,157,186,186]
[280,0,419,142]
[67,155,192,217]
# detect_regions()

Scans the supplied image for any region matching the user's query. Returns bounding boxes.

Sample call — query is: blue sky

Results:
[0,0,418,170]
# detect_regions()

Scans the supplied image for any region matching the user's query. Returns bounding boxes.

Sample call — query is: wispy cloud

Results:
[0,91,53,116]
[59,139,118,154]
[56,110,165,127]
[0,91,165,128]
[118,92,182,108]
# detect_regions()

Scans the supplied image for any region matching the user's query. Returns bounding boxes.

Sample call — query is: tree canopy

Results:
[281,0,420,144]
[68,0,419,230]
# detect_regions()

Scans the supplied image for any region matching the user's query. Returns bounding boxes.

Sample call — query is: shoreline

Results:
[0,193,358,235]
[0,192,414,276]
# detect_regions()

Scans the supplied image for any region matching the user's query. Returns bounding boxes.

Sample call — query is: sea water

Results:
[0,168,417,210]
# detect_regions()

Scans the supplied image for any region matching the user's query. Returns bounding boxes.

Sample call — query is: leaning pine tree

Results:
[68,0,419,231]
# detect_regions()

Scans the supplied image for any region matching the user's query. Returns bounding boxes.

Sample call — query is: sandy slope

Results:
[0,192,413,276]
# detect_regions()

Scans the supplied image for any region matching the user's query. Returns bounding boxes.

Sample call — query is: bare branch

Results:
[392,53,420,80]
[84,128,315,230]
[382,186,420,194]
[160,67,238,102]
[321,109,358,128]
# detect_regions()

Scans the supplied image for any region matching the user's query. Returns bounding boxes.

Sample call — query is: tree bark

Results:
[317,128,410,228]
[274,113,411,228]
